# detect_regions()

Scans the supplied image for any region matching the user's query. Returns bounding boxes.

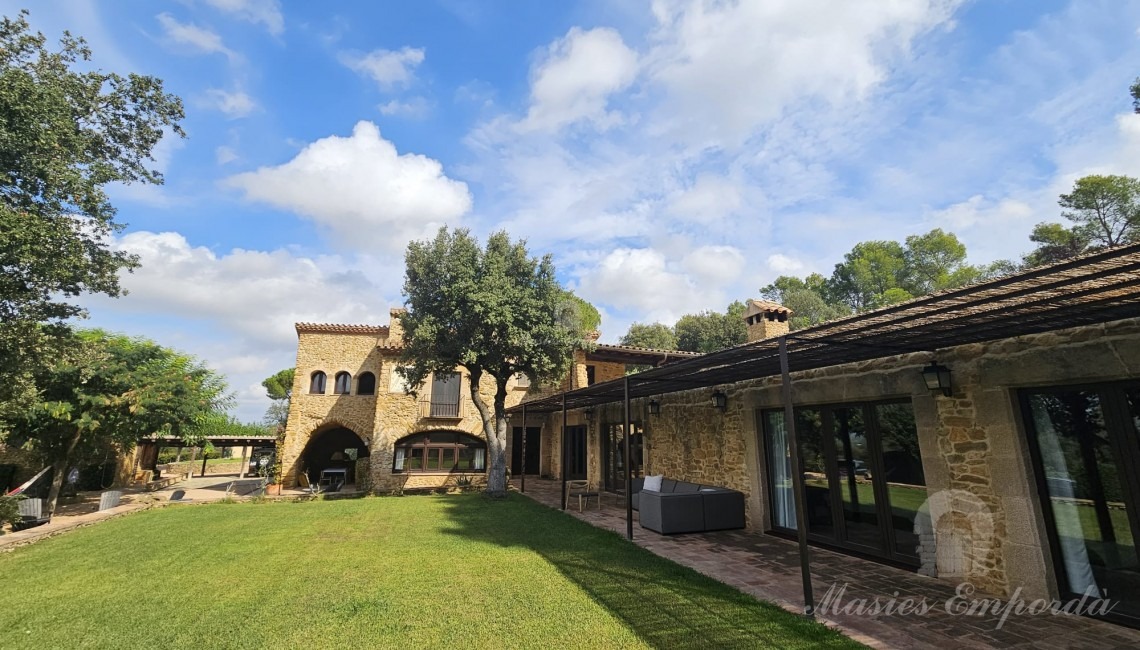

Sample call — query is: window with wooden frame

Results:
[392,432,486,473]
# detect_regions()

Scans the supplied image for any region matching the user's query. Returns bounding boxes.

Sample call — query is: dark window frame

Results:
[357,372,376,395]
[392,431,486,474]
[1018,380,1140,628]
[309,371,327,394]
[428,371,462,418]
[333,371,351,395]
[760,397,925,567]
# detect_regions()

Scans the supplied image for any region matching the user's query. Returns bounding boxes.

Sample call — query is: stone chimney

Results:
[743,299,792,342]
[388,307,407,344]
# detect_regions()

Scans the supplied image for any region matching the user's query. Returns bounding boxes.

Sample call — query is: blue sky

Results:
[8,0,1140,422]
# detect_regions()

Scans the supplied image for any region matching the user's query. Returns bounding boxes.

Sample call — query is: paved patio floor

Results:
[512,478,1140,649]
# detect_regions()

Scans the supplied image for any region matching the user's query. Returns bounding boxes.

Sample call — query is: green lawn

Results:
[0,494,860,649]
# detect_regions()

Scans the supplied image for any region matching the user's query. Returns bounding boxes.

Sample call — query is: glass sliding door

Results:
[603,422,643,492]
[762,400,926,565]
[1022,384,1140,625]
[875,402,927,559]
[833,407,882,551]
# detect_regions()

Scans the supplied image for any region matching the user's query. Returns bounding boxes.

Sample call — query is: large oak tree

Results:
[398,228,585,496]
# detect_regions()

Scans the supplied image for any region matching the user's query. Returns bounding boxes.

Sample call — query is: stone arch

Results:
[298,422,370,487]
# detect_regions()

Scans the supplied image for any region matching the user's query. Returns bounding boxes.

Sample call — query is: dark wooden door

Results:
[511,427,541,476]
[565,425,587,480]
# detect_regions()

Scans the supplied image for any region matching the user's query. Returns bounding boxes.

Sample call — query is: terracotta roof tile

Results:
[745,299,792,315]
[295,323,389,335]
[594,343,702,357]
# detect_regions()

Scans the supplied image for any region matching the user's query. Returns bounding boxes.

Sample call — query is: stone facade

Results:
[279,311,533,492]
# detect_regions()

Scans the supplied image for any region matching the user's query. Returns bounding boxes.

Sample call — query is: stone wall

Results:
[538,317,1140,603]
[279,324,528,492]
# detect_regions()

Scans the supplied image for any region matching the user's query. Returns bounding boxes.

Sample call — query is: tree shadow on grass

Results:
[438,494,862,650]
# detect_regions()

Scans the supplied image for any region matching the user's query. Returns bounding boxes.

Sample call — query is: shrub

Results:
[0,494,25,533]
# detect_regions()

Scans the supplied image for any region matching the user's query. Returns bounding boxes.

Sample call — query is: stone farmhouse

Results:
[282,243,1140,628]
[280,309,697,493]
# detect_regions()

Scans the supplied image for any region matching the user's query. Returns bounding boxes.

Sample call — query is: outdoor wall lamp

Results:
[921,361,953,397]
[583,407,595,421]
[711,390,728,411]
[648,399,661,416]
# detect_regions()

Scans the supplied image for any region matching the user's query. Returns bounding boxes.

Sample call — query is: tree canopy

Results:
[1057,174,1140,248]
[619,322,678,350]
[261,368,294,429]
[398,228,585,495]
[2,330,229,513]
[0,11,185,413]
[1022,174,1140,269]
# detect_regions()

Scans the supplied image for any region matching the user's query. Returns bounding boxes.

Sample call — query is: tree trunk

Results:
[469,370,510,497]
[46,429,84,516]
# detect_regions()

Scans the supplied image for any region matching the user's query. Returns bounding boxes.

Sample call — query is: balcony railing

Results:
[420,399,462,419]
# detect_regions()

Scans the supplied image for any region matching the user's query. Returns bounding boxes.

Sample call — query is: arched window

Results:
[357,372,376,395]
[393,432,486,473]
[334,371,351,395]
[309,371,327,394]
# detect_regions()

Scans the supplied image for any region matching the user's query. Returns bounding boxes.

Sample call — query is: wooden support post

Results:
[200,451,209,478]
[238,446,248,478]
[780,335,814,617]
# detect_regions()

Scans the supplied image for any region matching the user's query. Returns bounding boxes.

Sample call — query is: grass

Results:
[0,494,861,650]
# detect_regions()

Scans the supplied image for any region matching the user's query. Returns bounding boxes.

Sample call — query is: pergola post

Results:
[200,451,209,478]
[238,446,248,478]
[521,404,528,494]
[624,376,633,540]
[560,392,568,511]
[780,335,815,617]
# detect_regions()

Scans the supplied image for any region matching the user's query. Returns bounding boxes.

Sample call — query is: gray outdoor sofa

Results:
[631,477,745,534]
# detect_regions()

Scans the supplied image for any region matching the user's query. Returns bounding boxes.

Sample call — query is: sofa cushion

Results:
[632,477,646,493]
[660,478,677,492]
[642,475,663,492]
[673,481,701,493]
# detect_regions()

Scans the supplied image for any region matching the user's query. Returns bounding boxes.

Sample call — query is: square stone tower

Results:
[743,299,792,342]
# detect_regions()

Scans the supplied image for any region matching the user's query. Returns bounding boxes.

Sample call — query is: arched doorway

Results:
[299,426,370,488]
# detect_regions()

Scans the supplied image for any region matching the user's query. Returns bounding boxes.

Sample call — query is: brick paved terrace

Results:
[512,478,1140,650]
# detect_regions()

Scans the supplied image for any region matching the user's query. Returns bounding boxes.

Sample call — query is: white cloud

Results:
[647,0,961,145]
[378,97,432,118]
[155,12,237,60]
[203,0,284,35]
[930,194,1034,230]
[681,245,745,285]
[215,145,239,165]
[340,47,425,90]
[224,121,472,251]
[203,89,257,118]
[575,248,708,323]
[105,231,388,344]
[666,174,744,223]
[520,27,638,132]
[766,253,806,274]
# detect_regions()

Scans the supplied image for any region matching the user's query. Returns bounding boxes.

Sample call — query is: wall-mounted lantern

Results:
[648,399,661,416]
[711,389,728,411]
[583,407,595,421]
[921,361,953,397]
